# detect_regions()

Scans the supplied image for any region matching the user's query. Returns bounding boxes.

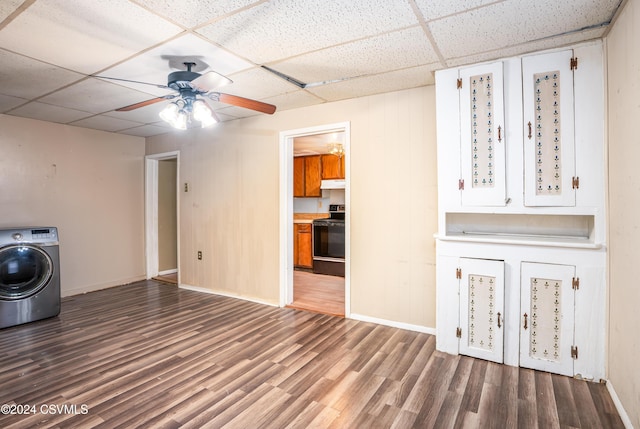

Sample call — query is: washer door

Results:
[0,244,53,300]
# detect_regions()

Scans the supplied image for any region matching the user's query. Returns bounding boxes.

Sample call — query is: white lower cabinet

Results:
[437,243,605,380]
[458,258,505,363]
[520,262,575,376]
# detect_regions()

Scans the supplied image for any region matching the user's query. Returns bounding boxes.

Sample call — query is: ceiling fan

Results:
[96,62,276,129]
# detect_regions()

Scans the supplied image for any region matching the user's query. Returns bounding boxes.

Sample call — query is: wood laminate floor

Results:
[289,270,345,317]
[0,280,624,428]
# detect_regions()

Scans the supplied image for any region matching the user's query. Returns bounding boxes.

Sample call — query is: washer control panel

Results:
[0,227,58,245]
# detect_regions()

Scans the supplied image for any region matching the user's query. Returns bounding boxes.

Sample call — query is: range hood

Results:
[321,179,346,190]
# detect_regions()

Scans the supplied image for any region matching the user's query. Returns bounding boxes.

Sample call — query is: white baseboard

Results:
[349,313,436,335]
[606,380,634,429]
[179,284,279,307]
[158,269,177,276]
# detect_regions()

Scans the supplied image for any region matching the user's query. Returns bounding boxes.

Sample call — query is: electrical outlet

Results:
[197,251,202,260]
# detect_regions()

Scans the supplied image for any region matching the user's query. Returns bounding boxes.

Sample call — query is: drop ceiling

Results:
[0,0,623,137]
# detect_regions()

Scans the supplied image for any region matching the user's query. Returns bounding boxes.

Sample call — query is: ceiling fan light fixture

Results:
[192,99,217,128]
[174,110,188,130]
[159,102,180,125]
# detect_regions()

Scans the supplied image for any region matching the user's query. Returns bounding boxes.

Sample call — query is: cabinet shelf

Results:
[440,212,601,249]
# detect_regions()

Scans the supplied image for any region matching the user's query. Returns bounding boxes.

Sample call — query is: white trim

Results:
[349,313,436,335]
[145,151,180,284]
[278,122,351,317]
[158,269,177,276]
[179,284,278,307]
[605,380,634,429]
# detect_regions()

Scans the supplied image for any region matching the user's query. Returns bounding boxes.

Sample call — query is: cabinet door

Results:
[523,50,576,207]
[321,154,344,179]
[459,62,506,206]
[296,224,313,268]
[459,258,505,363]
[520,262,575,376]
[304,155,322,197]
[293,157,305,197]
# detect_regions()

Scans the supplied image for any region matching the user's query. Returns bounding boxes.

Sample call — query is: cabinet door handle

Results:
[498,126,502,143]
[527,122,532,139]
[523,313,528,330]
[497,312,502,328]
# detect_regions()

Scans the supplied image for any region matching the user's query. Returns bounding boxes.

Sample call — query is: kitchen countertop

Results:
[294,213,329,224]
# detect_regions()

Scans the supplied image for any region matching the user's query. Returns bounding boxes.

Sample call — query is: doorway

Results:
[279,123,350,317]
[145,151,180,285]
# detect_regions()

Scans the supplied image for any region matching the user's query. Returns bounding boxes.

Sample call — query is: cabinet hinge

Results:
[456,268,462,279]
[572,176,580,189]
[456,327,462,338]
[456,78,462,89]
[458,179,465,190]
[571,345,579,359]
[570,57,578,70]
[572,277,580,290]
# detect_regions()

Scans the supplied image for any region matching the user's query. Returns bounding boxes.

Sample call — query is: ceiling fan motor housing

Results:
[167,70,201,90]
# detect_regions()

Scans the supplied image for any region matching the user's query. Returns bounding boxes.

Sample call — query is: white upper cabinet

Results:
[522,50,576,207]
[459,62,506,206]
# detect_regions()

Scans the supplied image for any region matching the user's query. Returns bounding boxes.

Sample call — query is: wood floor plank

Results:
[0,280,625,429]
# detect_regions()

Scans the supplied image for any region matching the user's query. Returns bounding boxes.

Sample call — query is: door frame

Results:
[279,122,351,316]
[145,151,180,282]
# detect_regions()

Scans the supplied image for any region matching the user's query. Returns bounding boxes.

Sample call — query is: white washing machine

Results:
[0,227,61,329]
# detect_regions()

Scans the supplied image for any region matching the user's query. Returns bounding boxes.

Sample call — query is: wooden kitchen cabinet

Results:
[293,155,322,197]
[293,157,305,197]
[294,223,313,268]
[321,154,345,179]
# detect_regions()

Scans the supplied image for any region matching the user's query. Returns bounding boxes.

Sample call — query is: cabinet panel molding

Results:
[459,61,506,206]
[459,258,505,363]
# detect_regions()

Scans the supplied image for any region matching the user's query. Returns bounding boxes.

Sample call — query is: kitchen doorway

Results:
[145,151,180,285]
[279,123,350,317]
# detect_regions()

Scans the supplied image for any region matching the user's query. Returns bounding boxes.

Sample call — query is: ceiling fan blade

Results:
[92,75,169,89]
[191,71,232,92]
[116,96,174,112]
[211,93,276,115]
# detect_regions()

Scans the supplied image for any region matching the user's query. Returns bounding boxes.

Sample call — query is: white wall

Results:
[147,85,438,328]
[0,115,146,296]
[606,0,640,424]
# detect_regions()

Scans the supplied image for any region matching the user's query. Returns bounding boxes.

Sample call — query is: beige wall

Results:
[0,114,146,296]
[147,86,438,328]
[606,0,640,424]
[158,159,177,272]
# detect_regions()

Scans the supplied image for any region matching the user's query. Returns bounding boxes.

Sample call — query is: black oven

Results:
[312,204,345,277]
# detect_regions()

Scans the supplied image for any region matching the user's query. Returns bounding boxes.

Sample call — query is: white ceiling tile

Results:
[196,0,419,64]
[0,0,183,75]
[132,0,263,28]
[270,26,437,84]
[307,65,435,102]
[0,0,23,22]
[116,124,171,137]
[429,0,620,59]
[447,28,606,67]
[70,115,145,132]
[8,101,92,124]
[414,0,499,20]
[0,94,27,112]
[0,49,85,99]
[221,67,300,100]
[38,78,159,114]
[263,90,325,112]
[96,33,253,97]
